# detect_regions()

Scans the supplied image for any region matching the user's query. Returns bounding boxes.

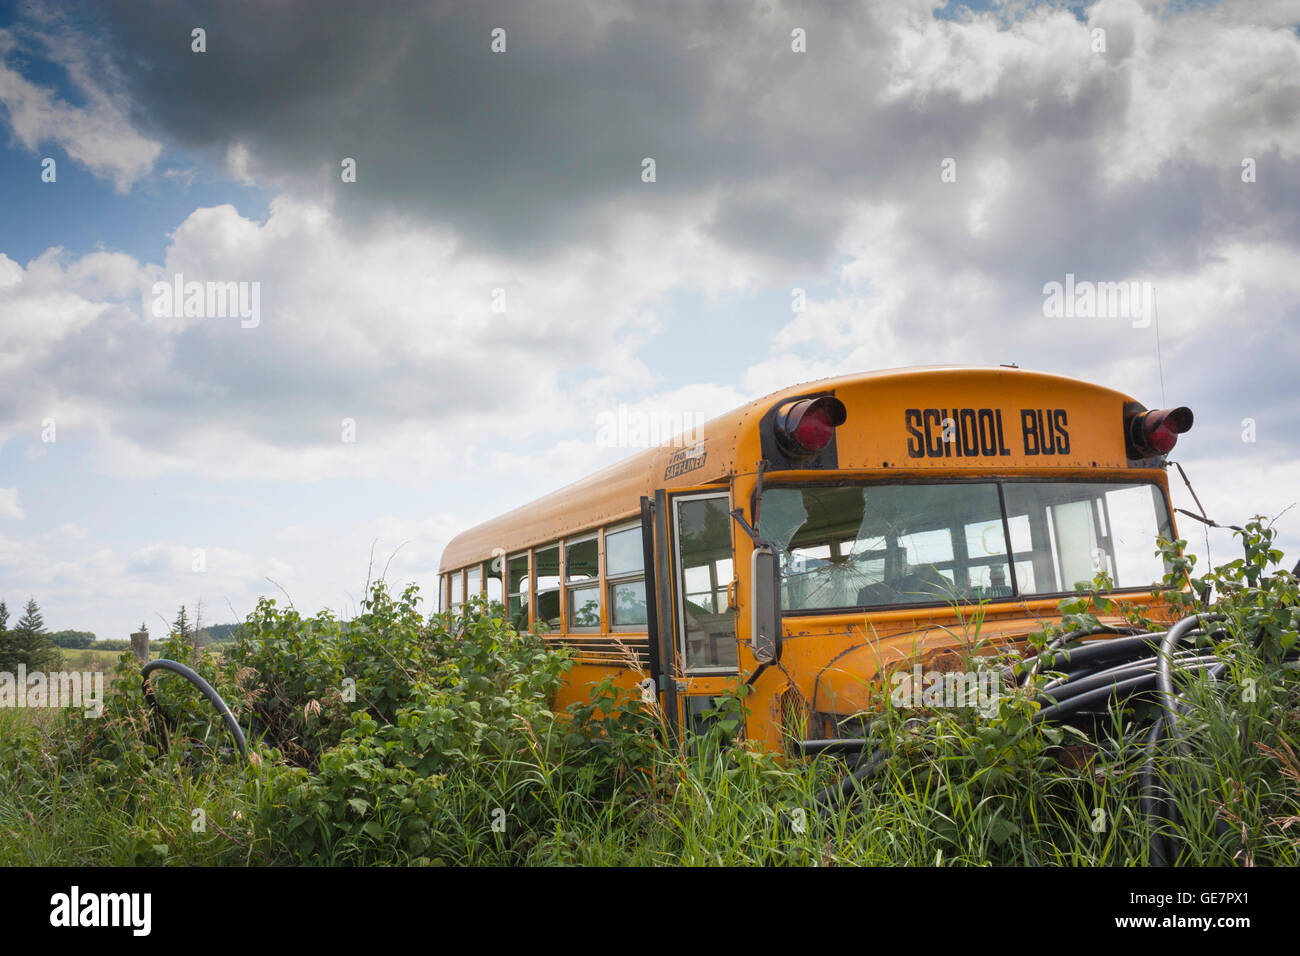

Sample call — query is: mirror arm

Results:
[730,508,778,553]
[733,459,772,546]
[730,508,761,545]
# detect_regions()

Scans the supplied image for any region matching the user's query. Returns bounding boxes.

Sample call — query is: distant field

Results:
[58,647,161,672]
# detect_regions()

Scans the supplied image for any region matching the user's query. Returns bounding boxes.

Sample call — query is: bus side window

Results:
[506,552,529,630]
[565,535,600,631]
[449,569,464,614]
[605,523,648,631]
[534,545,561,630]
[487,557,504,605]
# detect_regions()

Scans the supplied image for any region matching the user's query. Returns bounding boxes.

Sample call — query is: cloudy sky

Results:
[0,0,1297,639]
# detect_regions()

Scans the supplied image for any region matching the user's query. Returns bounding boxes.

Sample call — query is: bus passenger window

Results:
[605,524,648,630]
[449,570,463,613]
[565,536,600,631]
[533,546,564,634]
[487,557,504,605]
[506,553,529,630]
[534,545,561,630]
[466,564,482,602]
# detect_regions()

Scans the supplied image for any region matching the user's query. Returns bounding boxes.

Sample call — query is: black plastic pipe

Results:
[142,658,248,760]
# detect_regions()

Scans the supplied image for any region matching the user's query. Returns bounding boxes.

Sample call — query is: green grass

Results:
[58,647,141,672]
[2,659,1295,867]
[0,707,266,866]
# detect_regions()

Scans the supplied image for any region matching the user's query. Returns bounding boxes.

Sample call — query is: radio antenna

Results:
[1152,284,1167,407]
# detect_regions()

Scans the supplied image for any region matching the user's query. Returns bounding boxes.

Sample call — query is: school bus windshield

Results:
[759,480,1174,612]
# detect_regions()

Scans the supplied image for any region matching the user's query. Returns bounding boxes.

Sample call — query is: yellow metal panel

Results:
[439,366,1146,570]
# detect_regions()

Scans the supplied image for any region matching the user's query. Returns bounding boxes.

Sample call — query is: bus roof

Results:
[438,365,1141,571]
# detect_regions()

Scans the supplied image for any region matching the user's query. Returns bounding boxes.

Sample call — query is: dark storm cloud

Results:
[87,0,780,256]
[7,0,1298,462]
[80,0,1299,281]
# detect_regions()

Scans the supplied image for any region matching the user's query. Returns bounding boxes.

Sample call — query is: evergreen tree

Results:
[17,597,42,634]
[8,598,60,670]
[0,599,13,671]
[172,605,194,649]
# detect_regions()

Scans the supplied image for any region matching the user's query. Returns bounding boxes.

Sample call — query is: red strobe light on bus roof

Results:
[775,396,848,457]
[1127,406,1193,458]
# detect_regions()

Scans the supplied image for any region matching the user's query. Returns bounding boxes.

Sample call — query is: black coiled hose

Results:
[808,612,1269,865]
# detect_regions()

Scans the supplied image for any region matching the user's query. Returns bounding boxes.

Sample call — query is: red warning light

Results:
[774,397,848,457]
[1127,406,1193,459]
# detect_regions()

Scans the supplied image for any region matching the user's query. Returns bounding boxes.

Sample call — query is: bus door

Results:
[644,487,740,740]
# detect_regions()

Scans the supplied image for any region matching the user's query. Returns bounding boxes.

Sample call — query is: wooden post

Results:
[130,629,150,663]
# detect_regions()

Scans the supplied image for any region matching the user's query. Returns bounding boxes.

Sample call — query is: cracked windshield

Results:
[759,481,1174,611]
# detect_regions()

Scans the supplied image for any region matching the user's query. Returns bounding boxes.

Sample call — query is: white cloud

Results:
[0,28,161,191]
[0,488,23,519]
[224,142,256,186]
[0,250,116,369]
[2,193,772,482]
[1168,453,1300,575]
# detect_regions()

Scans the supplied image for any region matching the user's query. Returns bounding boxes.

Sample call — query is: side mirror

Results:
[751,546,782,663]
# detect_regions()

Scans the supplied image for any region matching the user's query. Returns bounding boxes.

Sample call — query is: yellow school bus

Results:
[437,366,1193,751]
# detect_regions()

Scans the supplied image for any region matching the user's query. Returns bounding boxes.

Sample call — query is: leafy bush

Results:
[255,590,577,863]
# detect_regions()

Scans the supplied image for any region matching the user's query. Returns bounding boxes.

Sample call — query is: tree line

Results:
[0,599,243,673]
